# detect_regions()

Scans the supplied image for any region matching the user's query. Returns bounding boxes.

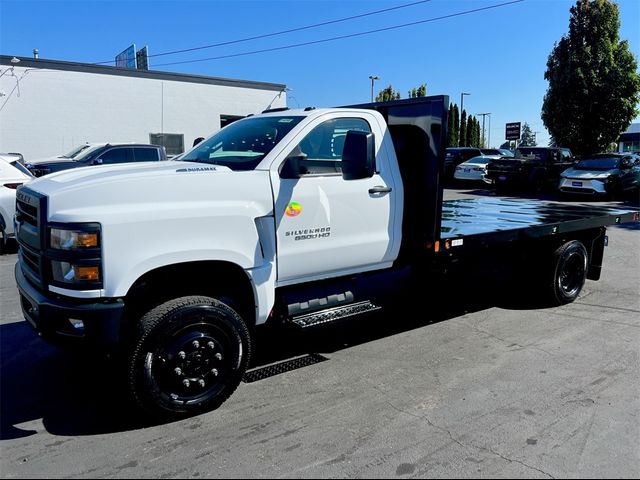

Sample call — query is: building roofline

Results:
[0,55,286,92]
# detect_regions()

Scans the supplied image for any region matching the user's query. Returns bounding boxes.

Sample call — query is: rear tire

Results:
[127,295,251,419]
[546,240,588,305]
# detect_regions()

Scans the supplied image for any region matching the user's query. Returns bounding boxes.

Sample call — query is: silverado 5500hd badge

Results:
[285,227,331,241]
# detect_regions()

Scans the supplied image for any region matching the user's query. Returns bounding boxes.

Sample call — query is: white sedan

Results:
[0,153,33,253]
[454,155,500,182]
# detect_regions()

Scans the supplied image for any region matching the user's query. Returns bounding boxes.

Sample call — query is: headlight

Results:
[51,261,101,284]
[50,227,100,250]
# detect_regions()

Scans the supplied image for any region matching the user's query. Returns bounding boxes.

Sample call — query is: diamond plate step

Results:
[289,301,381,328]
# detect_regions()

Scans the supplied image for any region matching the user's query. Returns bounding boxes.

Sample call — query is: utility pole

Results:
[477,112,491,148]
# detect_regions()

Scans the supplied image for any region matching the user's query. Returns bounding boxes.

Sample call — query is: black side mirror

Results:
[93,158,103,165]
[341,130,375,181]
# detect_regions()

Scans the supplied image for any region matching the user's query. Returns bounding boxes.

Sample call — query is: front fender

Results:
[103,213,268,297]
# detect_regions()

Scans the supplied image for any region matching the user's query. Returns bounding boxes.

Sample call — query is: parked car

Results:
[454,155,501,182]
[25,143,168,177]
[0,153,34,253]
[559,153,640,198]
[485,146,575,193]
[444,147,482,179]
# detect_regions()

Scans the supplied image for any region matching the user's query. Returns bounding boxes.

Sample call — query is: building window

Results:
[220,115,244,128]
[149,133,184,156]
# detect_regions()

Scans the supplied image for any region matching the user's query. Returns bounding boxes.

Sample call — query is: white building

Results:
[0,55,287,160]
[618,123,640,153]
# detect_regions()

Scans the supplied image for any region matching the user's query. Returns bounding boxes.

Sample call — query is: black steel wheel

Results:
[128,296,250,418]
[549,240,588,305]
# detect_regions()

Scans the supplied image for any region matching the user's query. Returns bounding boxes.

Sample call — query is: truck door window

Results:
[281,118,371,177]
[133,147,160,162]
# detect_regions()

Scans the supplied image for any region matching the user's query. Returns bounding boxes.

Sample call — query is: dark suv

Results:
[485,147,575,192]
[25,144,167,177]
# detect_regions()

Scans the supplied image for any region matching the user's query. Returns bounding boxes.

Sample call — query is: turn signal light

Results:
[74,266,100,282]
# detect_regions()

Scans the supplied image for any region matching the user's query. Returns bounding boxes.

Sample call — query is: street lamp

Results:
[369,75,380,102]
[460,92,470,146]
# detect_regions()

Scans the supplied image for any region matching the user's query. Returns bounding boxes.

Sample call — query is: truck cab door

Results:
[270,114,398,285]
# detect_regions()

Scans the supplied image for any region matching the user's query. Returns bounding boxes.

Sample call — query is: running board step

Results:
[289,301,381,328]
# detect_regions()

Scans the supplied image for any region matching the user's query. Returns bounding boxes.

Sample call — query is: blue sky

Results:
[1,0,639,147]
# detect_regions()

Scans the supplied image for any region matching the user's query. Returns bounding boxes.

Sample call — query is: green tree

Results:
[542,0,640,157]
[447,104,455,147]
[376,85,402,102]
[408,83,427,98]
[466,116,474,148]
[520,122,537,146]
[451,104,459,147]
[459,110,467,147]
[475,117,482,147]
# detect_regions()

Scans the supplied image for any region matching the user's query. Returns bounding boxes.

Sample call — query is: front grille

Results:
[16,199,38,226]
[21,247,40,273]
[15,188,46,288]
[560,187,596,194]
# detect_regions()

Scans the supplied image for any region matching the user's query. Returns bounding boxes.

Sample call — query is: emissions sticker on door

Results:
[285,202,302,217]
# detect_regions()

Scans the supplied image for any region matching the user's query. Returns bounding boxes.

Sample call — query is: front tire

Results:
[127,296,251,419]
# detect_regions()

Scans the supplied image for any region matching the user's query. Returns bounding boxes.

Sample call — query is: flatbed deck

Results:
[440,198,638,242]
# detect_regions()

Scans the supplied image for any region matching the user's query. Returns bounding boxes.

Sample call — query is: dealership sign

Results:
[505,122,521,140]
[115,44,137,69]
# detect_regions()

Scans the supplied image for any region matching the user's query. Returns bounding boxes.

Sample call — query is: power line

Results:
[151,0,524,68]
[93,0,434,65]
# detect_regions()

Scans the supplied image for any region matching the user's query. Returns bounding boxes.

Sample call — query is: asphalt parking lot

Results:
[1,187,639,478]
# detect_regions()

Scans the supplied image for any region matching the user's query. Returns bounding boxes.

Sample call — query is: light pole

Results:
[477,112,491,148]
[369,75,379,102]
[460,92,470,146]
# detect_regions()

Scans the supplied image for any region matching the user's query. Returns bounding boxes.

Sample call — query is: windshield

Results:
[515,148,547,160]
[73,144,105,161]
[61,144,93,159]
[180,116,304,171]
[575,157,621,170]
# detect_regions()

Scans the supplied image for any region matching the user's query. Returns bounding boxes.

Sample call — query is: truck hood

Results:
[561,167,620,180]
[27,155,70,165]
[25,160,274,223]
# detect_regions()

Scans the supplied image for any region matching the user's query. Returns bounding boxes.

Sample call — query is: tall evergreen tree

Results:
[376,85,402,102]
[476,119,483,147]
[542,0,640,156]
[466,116,474,148]
[473,118,481,147]
[451,104,460,147]
[459,110,467,147]
[520,122,537,146]
[447,104,455,147]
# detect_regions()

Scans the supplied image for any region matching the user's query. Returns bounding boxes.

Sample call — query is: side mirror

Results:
[341,130,375,181]
[93,158,103,165]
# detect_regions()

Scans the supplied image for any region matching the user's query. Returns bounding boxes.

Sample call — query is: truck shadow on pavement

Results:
[0,280,546,439]
[0,321,149,440]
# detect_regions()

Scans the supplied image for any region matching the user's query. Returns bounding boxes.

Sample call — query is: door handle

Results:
[369,185,392,194]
